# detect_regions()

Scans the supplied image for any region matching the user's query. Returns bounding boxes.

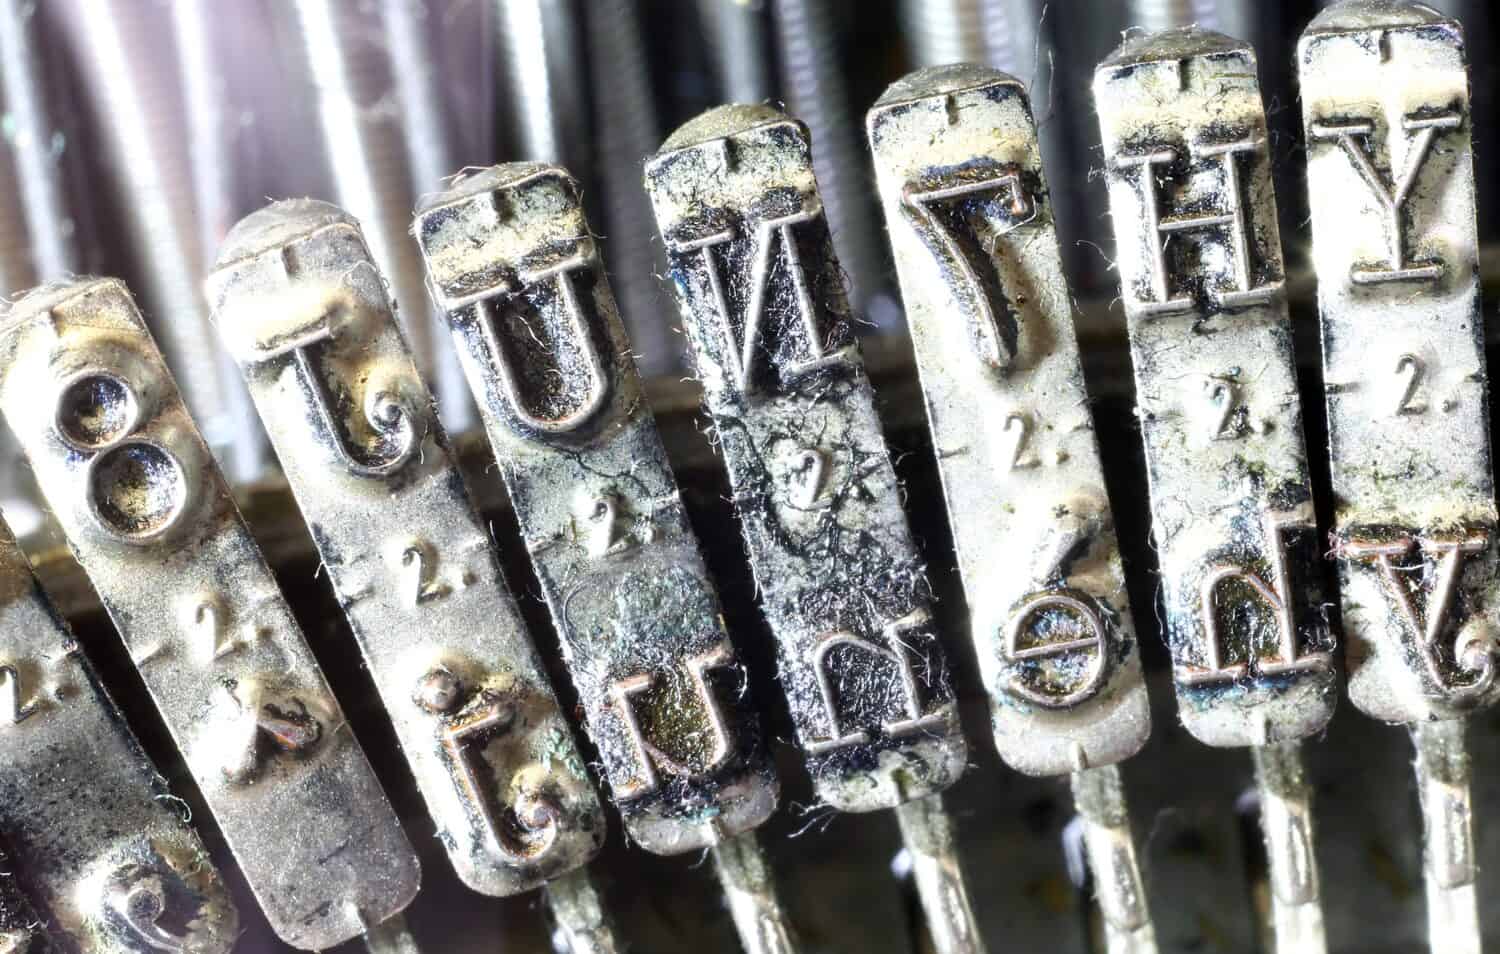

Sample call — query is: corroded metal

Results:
[205,200,607,897]
[1301,2,1497,724]
[644,105,967,813]
[415,162,784,850]
[545,868,624,954]
[1093,27,1334,750]
[0,515,238,953]
[1299,6,1496,949]
[867,64,1149,775]
[867,64,1155,952]
[646,104,980,953]
[0,278,420,950]
[1094,27,1332,953]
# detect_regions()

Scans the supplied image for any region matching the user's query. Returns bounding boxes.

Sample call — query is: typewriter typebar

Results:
[413,165,799,954]
[0,515,238,954]
[0,279,420,950]
[1094,30,1334,745]
[1094,26,1333,952]
[413,164,778,852]
[646,105,985,954]
[867,63,1156,951]
[644,105,966,811]
[1302,2,1499,724]
[204,200,607,896]
[867,64,1150,776]
[1299,3,1496,951]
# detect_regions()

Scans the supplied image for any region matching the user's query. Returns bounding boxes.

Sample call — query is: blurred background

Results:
[4,1,1500,951]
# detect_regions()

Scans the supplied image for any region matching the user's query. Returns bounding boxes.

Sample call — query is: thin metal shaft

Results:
[291,0,437,387]
[1071,766,1156,954]
[379,0,473,433]
[0,0,76,279]
[546,868,625,954]
[363,912,423,954]
[894,795,987,954]
[1413,720,1480,954]
[1251,742,1326,954]
[699,0,773,102]
[581,0,672,375]
[59,0,257,480]
[769,0,892,326]
[170,0,265,483]
[712,830,800,954]
[495,0,588,170]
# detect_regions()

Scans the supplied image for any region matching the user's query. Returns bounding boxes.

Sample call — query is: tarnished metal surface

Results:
[205,199,606,897]
[867,65,1157,953]
[544,868,624,954]
[1299,6,1494,950]
[0,278,419,950]
[644,105,967,814]
[413,165,779,854]
[1300,0,1499,723]
[1094,28,1334,952]
[0,516,237,953]
[1093,27,1335,749]
[867,63,1150,777]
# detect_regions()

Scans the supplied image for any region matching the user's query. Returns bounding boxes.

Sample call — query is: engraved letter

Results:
[1309,112,1459,284]
[1184,511,1331,684]
[1114,138,1281,317]
[668,197,836,394]
[807,609,951,754]
[608,642,737,798]
[474,250,611,434]
[1344,534,1496,700]
[1002,592,1108,708]
[902,168,1035,373]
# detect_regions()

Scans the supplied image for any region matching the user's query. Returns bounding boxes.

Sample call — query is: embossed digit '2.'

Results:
[103,865,193,952]
[51,367,194,544]
[806,609,953,754]
[607,643,737,798]
[901,166,1036,374]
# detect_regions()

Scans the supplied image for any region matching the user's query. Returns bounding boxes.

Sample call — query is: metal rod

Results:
[1071,766,1156,954]
[894,794,987,954]
[59,0,257,480]
[711,830,800,954]
[546,868,625,954]
[1413,720,1480,954]
[291,0,437,387]
[363,912,423,954]
[1251,742,1326,954]
[0,0,76,279]
[378,0,473,433]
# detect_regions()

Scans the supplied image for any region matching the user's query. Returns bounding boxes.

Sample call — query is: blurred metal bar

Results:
[581,0,673,375]
[546,868,625,954]
[56,0,256,480]
[0,0,76,280]
[363,912,424,954]
[769,0,894,327]
[291,0,440,400]
[380,0,473,432]
[495,0,588,171]
[699,0,774,103]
